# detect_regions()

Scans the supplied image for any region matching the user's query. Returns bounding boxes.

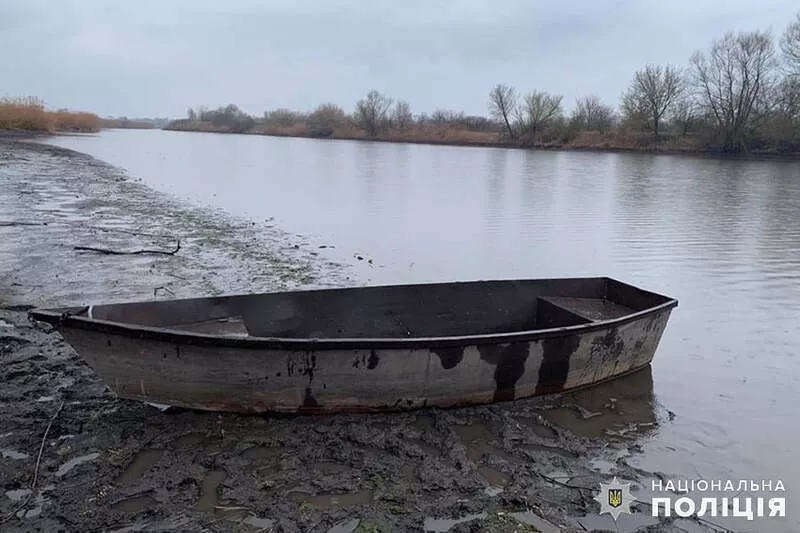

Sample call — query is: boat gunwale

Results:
[29,294,678,351]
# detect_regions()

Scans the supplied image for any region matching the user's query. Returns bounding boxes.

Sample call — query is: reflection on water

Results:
[544,365,657,439]
[42,130,800,529]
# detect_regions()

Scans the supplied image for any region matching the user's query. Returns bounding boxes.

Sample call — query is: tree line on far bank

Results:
[170,13,800,155]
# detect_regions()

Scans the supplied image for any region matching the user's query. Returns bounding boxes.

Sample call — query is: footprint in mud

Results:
[452,423,512,464]
[413,414,436,432]
[116,448,164,485]
[111,494,159,513]
[196,436,236,456]
[194,470,227,512]
[514,417,559,440]
[290,489,375,510]
[172,432,205,449]
[477,465,510,489]
[309,492,374,509]
[522,443,578,459]
[308,462,351,474]
[406,438,442,458]
[0,335,30,354]
[241,445,286,462]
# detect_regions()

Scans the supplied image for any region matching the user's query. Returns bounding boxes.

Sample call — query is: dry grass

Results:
[252,123,498,146]
[564,131,703,153]
[254,124,311,137]
[0,97,50,131]
[164,120,230,133]
[50,111,101,133]
[167,119,717,155]
[0,98,101,133]
[382,127,497,145]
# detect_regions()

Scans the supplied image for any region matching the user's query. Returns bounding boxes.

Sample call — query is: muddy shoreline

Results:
[1,141,711,532]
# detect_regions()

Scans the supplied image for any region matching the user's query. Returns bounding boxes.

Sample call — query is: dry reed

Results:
[0,97,101,133]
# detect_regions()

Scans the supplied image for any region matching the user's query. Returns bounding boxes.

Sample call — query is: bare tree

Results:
[571,95,615,133]
[488,84,518,139]
[307,103,347,137]
[354,89,393,137]
[187,108,196,121]
[776,76,800,120]
[620,64,683,143]
[264,108,299,127]
[392,100,413,130]
[429,109,466,128]
[516,91,563,143]
[690,30,777,153]
[670,96,698,136]
[781,11,800,75]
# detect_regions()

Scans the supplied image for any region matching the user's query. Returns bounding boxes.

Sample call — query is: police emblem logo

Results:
[608,488,623,508]
[594,477,635,520]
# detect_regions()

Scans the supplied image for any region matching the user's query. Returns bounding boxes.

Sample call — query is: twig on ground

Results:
[154,286,175,297]
[74,239,181,256]
[0,400,65,524]
[0,221,46,227]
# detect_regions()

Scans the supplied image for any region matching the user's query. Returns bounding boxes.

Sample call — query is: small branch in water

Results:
[0,400,64,524]
[0,221,46,227]
[74,240,181,256]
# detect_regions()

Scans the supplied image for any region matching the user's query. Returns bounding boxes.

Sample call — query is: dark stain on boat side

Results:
[306,352,317,380]
[535,334,580,395]
[367,349,379,369]
[303,387,318,407]
[591,327,624,366]
[478,342,530,402]
[433,346,465,369]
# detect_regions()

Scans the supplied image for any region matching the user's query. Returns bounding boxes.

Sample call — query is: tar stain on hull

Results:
[303,387,318,407]
[535,334,580,395]
[433,346,465,370]
[478,342,530,402]
[591,327,624,366]
[367,349,379,370]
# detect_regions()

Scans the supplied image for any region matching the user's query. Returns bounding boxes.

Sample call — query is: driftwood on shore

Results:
[0,221,47,227]
[73,240,181,256]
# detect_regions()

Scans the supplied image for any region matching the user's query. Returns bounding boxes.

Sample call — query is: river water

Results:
[43,129,800,530]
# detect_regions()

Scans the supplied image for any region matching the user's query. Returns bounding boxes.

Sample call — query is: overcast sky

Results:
[1,0,798,119]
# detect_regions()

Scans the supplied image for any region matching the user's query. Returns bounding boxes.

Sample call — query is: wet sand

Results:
[0,141,714,532]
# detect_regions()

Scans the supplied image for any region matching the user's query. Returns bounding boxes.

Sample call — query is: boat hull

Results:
[51,305,674,414]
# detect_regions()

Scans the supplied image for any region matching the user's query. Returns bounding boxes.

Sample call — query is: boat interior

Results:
[58,277,674,339]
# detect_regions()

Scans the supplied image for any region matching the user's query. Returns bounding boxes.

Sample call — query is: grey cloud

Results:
[1,0,798,118]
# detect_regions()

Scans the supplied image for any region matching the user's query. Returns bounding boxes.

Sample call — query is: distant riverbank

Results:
[163,120,800,159]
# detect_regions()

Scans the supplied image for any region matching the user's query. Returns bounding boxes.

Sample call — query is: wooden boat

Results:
[29,277,677,414]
